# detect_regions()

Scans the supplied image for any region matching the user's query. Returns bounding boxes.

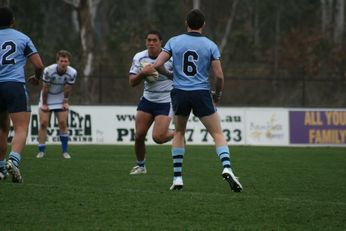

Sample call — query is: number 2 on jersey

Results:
[1,41,16,65]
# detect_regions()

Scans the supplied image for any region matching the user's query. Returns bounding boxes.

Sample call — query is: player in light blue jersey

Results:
[128,30,174,175]
[36,50,77,159]
[152,9,243,192]
[0,7,44,183]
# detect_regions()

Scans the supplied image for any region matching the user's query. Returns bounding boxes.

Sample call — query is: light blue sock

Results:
[172,147,185,180]
[216,146,231,168]
[0,159,7,173]
[9,152,21,167]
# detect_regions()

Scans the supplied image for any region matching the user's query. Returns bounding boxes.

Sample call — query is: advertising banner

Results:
[289,110,346,145]
[245,109,289,145]
[27,106,105,144]
[184,108,245,145]
[7,106,344,146]
[23,106,246,145]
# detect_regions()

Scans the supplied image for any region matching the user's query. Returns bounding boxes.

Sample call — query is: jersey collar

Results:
[185,32,203,37]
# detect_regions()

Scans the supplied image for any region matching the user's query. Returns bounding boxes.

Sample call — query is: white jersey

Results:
[129,50,173,103]
[39,63,77,110]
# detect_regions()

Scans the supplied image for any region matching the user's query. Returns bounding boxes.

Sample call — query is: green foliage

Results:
[10,0,80,63]
[5,0,346,106]
[0,145,345,230]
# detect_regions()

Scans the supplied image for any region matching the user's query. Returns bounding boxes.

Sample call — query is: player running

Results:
[152,9,243,192]
[128,30,174,175]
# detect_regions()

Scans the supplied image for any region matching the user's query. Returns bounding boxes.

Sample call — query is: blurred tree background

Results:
[3,0,346,107]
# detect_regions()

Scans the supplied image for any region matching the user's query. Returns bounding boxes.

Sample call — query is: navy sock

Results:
[38,144,46,153]
[216,146,231,168]
[60,133,69,153]
[136,160,145,167]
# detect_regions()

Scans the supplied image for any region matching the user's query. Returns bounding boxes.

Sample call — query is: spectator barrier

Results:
[13,106,345,146]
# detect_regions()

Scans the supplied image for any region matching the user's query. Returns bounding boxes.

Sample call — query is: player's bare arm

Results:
[40,83,49,112]
[211,59,224,105]
[153,51,171,70]
[129,64,156,87]
[63,84,73,110]
[157,65,173,80]
[128,71,147,87]
[27,53,44,86]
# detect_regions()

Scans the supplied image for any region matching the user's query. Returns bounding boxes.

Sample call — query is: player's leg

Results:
[3,82,31,183]
[37,109,50,158]
[192,90,230,167]
[200,112,227,146]
[200,113,233,171]
[169,89,190,190]
[152,102,174,144]
[130,97,155,174]
[9,112,30,154]
[200,113,243,192]
[7,111,31,183]
[169,114,188,190]
[5,82,31,183]
[56,110,70,159]
[130,110,154,174]
[193,90,242,192]
[0,112,10,180]
[152,115,174,144]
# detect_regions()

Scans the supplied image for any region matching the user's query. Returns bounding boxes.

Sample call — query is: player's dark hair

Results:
[145,30,163,41]
[186,9,205,30]
[0,7,14,27]
[56,50,72,61]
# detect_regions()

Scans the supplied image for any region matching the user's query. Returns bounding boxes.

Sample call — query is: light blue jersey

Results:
[163,32,220,91]
[0,28,38,83]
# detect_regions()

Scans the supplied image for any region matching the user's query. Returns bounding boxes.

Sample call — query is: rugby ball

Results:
[140,62,159,83]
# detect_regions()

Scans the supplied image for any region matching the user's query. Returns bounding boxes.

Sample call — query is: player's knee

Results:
[152,134,166,144]
[0,126,9,134]
[135,133,146,142]
[40,120,49,129]
[58,121,67,130]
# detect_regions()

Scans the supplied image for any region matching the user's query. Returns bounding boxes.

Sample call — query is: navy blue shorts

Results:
[49,109,65,113]
[137,97,172,117]
[171,89,216,117]
[0,82,31,113]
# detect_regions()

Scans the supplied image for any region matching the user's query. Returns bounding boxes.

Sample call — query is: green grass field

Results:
[0,145,345,231]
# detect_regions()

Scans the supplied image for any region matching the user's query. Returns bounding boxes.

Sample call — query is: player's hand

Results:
[212,96,221,106]
[211,91,221,106]
[63,102,70,111]
[27,75,40,86]
[40,104,49,112]
[141,64,156,76]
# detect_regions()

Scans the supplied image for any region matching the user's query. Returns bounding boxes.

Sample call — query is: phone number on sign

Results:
[185,128,242,143]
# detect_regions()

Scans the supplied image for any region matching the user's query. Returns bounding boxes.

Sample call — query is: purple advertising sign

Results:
[290,111,346,144]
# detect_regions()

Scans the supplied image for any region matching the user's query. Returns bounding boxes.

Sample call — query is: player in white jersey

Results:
[36,50,77,159]
[152,9,243,192]
[128,30,174,175]
[0,7,44,183]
